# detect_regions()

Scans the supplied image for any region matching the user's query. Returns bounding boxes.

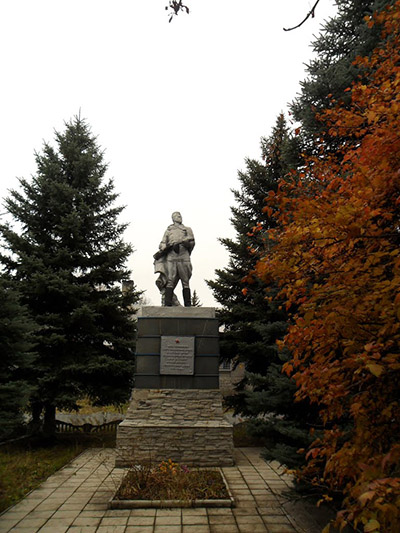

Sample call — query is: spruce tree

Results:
[209,114,291,369]
[0,275,35,440]
[208,115,317,467]
[1,116,140,435]
[292,0,394,152]
[208,114,290,369]
[191,289,202,307]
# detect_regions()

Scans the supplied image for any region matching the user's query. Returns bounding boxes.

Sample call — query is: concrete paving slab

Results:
[126,517,154,527]
[127,511,156,518]
[0,447,330,533]
[182,515,208,525]
[72,518,102,527]
[67,526,97,533]
[182,526,209,533]
[153,526,181,533]
[125,526,154,533]
[181,509,207,516]
[155,510,181,517]
[208,514,236,524]
[154,517,181,526]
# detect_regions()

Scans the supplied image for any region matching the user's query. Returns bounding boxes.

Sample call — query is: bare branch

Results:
[283,0,322,31]
[164,0,323,28]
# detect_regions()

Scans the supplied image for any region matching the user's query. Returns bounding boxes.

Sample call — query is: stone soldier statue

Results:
[153,212,195,307]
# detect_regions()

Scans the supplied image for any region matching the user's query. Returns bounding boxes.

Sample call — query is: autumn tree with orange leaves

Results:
[254,2,400,531]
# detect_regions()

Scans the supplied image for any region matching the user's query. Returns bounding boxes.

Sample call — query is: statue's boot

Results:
[183,288,191,307]
[165,287,174,306]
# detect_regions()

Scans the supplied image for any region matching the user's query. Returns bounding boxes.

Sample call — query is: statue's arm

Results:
[159,229,169,250]
[183,227,195,252]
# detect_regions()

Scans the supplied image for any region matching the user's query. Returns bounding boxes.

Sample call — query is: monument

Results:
[154,211,195,307]
[115,213,234,467]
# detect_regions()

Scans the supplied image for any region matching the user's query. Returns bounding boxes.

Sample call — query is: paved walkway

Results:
[0,448,326,533]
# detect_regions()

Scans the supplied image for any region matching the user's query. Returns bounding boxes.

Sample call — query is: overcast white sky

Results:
[0,0,338,306]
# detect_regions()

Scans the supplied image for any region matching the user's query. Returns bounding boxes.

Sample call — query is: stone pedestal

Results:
[115,307,234,467]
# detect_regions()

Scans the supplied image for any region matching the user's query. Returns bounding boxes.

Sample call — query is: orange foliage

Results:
[256,2,400,531]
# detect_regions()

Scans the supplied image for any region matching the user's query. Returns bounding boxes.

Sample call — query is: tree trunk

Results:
[29,402,43,435]
[43,404,56,438]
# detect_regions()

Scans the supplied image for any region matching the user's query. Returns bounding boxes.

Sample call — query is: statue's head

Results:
[172,211,182,224]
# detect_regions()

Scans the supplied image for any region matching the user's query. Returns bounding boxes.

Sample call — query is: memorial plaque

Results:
[160,336,195,375]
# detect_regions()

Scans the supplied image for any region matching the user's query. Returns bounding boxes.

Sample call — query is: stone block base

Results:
[115,389,234,467]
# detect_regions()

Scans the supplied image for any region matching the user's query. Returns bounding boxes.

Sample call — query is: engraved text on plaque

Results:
[160,336,195,375]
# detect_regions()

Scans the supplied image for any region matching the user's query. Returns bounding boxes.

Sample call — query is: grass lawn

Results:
[0,433,115,514]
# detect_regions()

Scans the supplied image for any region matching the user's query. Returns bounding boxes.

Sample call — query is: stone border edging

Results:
[108,497,234,508]
[108,468,235,509]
